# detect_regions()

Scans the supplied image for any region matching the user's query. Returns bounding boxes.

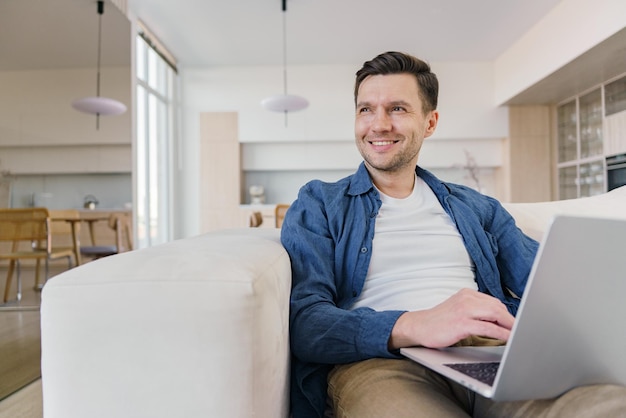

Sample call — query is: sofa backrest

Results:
[502,186,626,241]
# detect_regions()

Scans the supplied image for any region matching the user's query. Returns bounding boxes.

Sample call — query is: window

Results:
[135,28,178,248]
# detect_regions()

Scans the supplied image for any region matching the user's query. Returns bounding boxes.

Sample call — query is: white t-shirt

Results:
[351,176,477,312]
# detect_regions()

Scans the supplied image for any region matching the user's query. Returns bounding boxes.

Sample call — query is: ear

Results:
[424,110,439,138]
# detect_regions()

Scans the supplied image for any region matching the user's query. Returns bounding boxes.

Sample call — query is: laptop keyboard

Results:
[444,362,500,386]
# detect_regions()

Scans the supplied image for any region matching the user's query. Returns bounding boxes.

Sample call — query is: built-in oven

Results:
[606,153,626,191]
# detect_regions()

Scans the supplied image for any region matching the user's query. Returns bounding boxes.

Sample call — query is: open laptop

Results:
[400,215,626,402]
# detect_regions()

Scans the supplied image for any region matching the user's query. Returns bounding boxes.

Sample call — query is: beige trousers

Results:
[327,358,626,418]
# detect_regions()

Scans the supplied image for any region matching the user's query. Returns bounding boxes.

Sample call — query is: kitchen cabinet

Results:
[556,88,606,199]
[604,75,626,156]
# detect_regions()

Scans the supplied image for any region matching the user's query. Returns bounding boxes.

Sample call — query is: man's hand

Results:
[388,289,515,350]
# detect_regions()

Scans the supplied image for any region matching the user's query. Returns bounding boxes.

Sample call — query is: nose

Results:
[371,109,392,132]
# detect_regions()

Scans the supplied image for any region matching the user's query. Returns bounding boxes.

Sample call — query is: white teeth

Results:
[372,141,394,146]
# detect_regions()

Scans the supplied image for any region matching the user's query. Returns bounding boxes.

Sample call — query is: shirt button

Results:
[360,247,368,253]
[352,291,358,297]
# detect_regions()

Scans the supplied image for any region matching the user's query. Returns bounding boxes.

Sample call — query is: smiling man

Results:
[280,51,626,418]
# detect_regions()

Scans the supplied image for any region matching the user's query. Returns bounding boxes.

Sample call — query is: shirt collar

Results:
[347,162,451,198]
[346,162,375,196]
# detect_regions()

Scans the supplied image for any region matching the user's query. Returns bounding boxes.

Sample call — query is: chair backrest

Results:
[249,211,263,227]
[274,204,290,228]
[108,213,133,252]
[0,207,50,246]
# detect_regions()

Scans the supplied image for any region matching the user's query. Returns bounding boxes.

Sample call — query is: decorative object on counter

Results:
[260,0,309,126]
[83,195,99,210]
[71,0,127,129]
[249,185,266,204]
[463,149,482,192]
[452,149,483,193]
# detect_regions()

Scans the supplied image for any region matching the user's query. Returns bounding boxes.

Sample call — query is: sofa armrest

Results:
[41,228,291,418]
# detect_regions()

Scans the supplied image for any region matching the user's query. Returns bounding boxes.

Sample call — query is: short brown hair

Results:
[354,51,438,113]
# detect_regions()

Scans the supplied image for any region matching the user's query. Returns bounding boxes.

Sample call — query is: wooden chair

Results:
[38,209,83,289]
[274,204,290,228]
[79,212,133,260]
[0,207,76,302]
[249,211,263,227]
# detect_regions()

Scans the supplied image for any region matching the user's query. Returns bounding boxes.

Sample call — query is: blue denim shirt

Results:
[281,163,539,417]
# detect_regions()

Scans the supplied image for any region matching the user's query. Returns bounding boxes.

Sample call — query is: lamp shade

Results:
[261,94,309,112]
[71,96,127,116]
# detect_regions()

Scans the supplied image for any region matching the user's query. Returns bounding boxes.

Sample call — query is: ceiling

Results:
[0,0,131,71]
[2,0,624,104]
[1,0,562,71]
[128,0,565,67]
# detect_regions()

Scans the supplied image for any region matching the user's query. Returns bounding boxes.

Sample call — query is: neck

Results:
[367,164,416,198]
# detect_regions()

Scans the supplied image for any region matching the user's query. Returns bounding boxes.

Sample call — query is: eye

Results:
[358,107,371,113]
[391,106,406,112]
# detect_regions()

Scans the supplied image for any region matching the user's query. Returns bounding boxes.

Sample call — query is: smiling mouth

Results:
[369,140,398,146]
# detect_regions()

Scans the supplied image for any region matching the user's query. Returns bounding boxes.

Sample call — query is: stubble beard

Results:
[359,134,421,173]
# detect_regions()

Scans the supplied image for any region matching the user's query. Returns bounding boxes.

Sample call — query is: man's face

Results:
[354,73,438,175]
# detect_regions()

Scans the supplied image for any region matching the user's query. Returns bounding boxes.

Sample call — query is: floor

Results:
[0,265,65,417]
[0,380,42,418]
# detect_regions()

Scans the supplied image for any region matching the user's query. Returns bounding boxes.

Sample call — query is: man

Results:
[280,51,626,417]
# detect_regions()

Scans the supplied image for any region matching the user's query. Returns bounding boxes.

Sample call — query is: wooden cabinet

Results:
[199,112,242,233]
[506,106,553,203]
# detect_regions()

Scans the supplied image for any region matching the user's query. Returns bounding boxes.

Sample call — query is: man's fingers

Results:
[469,319,512,342]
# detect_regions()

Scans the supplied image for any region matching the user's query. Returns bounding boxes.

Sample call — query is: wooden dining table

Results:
[48,209,131,268]
[77,210,117,246]
[49,209,85,267]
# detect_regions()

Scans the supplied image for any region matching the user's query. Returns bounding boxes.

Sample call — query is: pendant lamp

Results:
[72,0,127,129]
[261,0,309,126]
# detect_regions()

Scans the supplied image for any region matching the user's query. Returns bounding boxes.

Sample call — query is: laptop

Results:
[400,215,626,402]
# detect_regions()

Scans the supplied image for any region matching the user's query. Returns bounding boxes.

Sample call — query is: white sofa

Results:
[40,187,626,418]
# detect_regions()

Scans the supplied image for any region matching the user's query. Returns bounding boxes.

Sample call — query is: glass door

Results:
[579,89,603,159]
[557,100,577,164]
[556,88,606,199]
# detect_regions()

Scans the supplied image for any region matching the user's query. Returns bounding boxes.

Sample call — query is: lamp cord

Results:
[282,1,288,96]
[96,1,104,128]
[282,0,288,125]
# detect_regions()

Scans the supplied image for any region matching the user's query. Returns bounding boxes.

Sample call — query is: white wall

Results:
[180,61,507,237]
[9,173,132,210]
[183,62,508,143]
[0,68,131,147]
[494,0,626,105]
[0,67,132,209]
